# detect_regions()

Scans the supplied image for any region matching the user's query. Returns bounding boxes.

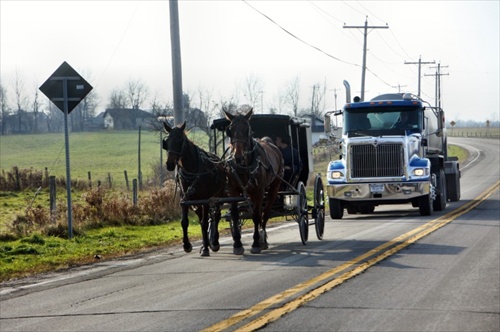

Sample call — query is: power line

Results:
[242,0,359,67]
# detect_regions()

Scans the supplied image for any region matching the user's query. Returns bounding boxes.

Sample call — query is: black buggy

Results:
[209,114,326,245]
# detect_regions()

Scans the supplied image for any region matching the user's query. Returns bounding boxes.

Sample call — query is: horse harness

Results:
[170,137,223,201]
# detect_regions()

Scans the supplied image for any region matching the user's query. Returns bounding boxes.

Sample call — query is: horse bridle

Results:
[163,132,186,158]
[227,119,257,162]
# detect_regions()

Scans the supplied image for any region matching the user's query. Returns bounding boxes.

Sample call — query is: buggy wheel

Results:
[299,214,308,245]
[313,175,325,240]
[297,182,308,245]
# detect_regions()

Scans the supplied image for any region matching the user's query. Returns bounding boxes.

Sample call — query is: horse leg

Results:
[250,195,263,254]
[230,202,244,255]
[198,206,210,257]
[209,205,221,252]
[181,206,193,253]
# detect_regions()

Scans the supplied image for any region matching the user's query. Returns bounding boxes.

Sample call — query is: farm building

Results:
[103,108,155,130]
[302,114,326,144]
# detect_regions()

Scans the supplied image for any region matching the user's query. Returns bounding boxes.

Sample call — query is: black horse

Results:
[224,108,284,254]
[163,121,226,256]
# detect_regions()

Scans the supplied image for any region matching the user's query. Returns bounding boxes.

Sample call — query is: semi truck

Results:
[325,81,461,219]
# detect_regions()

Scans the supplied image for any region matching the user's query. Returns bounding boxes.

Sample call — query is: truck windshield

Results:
[344,106,422,136]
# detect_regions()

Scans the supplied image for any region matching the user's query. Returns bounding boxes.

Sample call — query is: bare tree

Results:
[31,83,41,133]
[310,79,327,118]
[272,87,288,115]
[45,100,64,133]
[192,85,222,134]
[71,89,99,131]
[285,76,300,116]
[240,74,264,113]
[107,89,127,109]
[0,82,9,135]
[13,70,28,132]
[149,97,173,132]
[126,79,149,109]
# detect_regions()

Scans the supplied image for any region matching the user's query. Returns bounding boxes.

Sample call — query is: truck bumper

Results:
[327,182,430,202]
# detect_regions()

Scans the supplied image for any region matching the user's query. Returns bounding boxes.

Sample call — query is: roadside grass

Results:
[448,144,468,162]
[0,222,200,281]
[0,131,470,282]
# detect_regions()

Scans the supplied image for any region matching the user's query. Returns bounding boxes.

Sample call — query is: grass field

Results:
[0,129,209,188]
[447,126,500,138]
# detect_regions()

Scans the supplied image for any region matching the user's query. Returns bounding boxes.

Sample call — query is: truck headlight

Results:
[414,168,425,176]
[330,171,344,179]
[412,168,429,177]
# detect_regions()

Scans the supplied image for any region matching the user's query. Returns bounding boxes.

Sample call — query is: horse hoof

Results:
[200,249,210,257]
[210,244,220,252]
[184,244,193,253]
[233,247,245,255]
[251,247,261,254]
[261,243,268,250]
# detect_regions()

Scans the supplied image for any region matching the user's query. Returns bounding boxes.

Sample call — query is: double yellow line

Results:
[202,181,499,332]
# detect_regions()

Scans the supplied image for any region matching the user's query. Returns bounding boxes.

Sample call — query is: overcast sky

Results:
[1,0,499,122]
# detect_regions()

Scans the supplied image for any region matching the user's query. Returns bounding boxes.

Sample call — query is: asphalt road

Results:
[1,137,498,332]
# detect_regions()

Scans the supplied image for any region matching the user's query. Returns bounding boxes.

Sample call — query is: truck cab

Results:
[326,92,460,219]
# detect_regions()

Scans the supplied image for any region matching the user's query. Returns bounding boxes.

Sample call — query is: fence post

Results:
[132,179,138,205]
[50,176,56,223]
[124,170,129,191]
[108,173,112,188]
[14,166,20,191]
[44,167,49,187]
[88,171,92,188]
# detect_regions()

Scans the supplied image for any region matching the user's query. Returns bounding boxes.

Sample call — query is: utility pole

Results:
[391,84,407,93]
[333,88,338,127]
[332,88,338,110]
[404,56,435,98]
[311,84,317,115]
[169,0,184,125]
[344,16,388,101]
[425,62,449,109]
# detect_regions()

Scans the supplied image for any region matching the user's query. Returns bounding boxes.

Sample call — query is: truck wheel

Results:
[329,198,344,219]
[359,205,375,214]
[419,194,432,216]
[347,206,358,214]
[433,169,447,211]
[447,172,461,202]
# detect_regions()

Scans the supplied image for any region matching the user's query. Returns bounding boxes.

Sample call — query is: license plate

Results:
[370,184,384,193]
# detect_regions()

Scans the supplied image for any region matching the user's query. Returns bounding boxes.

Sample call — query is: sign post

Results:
[40,61,92,239]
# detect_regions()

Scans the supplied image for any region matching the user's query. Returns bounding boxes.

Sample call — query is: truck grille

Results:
[350,143,403,178]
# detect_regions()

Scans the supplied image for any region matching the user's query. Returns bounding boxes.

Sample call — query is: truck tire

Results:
[347,206,358,214]
[329,198,344,219]
[419,194,432,216]
[447,172,461,201]
[359,205,375,214]
[433,169,447,211]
